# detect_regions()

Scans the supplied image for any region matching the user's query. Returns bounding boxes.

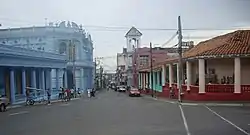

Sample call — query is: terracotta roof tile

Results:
[183,30,250,58]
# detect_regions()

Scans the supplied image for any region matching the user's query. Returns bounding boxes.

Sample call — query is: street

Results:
[0,90,250,135]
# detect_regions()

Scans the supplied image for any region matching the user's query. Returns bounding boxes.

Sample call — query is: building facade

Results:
[138,30,250,101]
[0,21,94,104]
[0,44,67,104]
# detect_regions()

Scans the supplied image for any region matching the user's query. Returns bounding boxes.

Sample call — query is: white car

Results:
[118,86,126,92]
[0,96,9,112]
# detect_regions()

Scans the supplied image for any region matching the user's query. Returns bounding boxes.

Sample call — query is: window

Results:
[139,55,149,66]
[59,42,67,54]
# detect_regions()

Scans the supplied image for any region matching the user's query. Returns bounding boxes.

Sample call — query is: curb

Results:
[142,95,250,107]
[7,98,80,109]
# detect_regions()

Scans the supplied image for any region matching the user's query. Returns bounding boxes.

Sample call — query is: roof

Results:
[125,27,142,37]
[139,30,250,72]
[183,30,250,58]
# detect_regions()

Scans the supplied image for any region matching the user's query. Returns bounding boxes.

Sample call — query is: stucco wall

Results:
[190,58,250,85]
[241,58,250,84]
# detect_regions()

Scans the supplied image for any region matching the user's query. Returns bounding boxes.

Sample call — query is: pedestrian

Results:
[66,88,71,101]
[70,88,74,98]
[87,88,91,98]
[91,88,95,97]
[46,89,51,105]
[25,89,30,105]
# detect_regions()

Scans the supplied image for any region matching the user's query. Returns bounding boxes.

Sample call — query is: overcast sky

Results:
[0,0,250,72]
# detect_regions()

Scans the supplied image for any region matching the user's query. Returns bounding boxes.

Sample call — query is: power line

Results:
[0,17,249,31]
[161,32,178,47]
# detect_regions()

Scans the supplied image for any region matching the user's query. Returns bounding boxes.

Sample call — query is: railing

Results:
[241,85,250,93]
[205,84,234,93]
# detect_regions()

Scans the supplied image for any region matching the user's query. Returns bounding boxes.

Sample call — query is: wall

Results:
[207,58,234,82]
[187,58,250,85]
[240,58,250,84]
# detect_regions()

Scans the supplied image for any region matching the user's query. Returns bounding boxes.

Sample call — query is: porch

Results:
[139,57,250,101]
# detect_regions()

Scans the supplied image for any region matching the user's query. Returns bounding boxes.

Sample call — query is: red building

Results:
[132,47,180,87]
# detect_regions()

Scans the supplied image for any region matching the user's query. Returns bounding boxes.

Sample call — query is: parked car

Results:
[118,85,126,92]
[0,95,10,112]
[129,88,141,97]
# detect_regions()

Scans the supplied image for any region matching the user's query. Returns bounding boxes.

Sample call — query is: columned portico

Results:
[198,59,205,93]
[186,61,191,91]
[234,57,241,93]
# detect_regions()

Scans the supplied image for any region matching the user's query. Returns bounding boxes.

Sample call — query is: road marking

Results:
[179,104,191,135]
[205,103,243,107]
[205,106,250,135]
[9,111,29,116]
[181,103,198,106]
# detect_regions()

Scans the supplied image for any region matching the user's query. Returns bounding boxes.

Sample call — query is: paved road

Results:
[0,90,249,135]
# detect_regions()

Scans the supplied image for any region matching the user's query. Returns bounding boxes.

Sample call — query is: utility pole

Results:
[150,42,154,97]
[94,58,97,90]
[177,16,183,102]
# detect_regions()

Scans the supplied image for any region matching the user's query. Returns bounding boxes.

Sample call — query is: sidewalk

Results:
[7,97,81,109]
[142,94,250,107]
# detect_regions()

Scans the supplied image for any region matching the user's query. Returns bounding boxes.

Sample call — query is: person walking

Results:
[46,89,51,105]
[25,89,30,105]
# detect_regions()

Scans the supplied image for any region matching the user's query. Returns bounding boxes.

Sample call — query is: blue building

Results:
[0,21,94,104]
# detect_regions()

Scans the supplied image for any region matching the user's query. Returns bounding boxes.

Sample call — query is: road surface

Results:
[0,90,249,135]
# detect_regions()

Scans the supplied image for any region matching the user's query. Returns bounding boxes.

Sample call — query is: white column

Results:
[31,69,37,89]
[139,73,141,89]
[168,64,173,87]
[75,69,81,90]
[234,57,241,93]
[199,59,205,93]
[162,65,166,86]
[56,69,59,91]
[149,72,152,89]
[81,68,84,90]
[177,64,180,88]
[21,69,26,95]
[10,69,15,104]
[58,69,64,89]
[41,69,45,90]
[186,61,191,91]
[64,69,68,88]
